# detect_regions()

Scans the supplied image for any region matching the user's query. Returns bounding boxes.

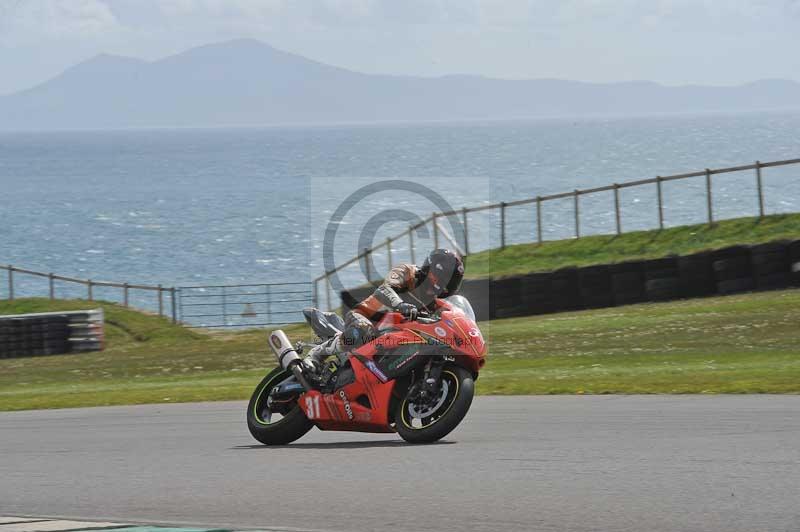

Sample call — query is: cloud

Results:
[1,0,120,45]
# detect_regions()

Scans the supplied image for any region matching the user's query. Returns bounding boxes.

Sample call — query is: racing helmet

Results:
[420,249,464,298]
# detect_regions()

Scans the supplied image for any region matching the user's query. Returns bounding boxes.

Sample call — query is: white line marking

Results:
[0,521,126,532]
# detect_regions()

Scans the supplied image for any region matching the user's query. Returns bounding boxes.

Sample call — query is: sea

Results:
[1,110,799,309]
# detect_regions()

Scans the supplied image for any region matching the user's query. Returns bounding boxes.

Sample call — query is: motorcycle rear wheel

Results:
[395,365,474,444]
[247,367,313,445]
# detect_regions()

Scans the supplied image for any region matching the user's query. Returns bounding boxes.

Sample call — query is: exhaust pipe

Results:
[268,329,312,391]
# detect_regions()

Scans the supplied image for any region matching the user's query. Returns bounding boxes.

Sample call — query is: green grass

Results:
[0,299,309,411]
[478,289,800,394]
[2,289,799,411]
[466,212,800,277]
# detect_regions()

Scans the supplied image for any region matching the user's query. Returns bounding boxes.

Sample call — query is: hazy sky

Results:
[1,0,799,96]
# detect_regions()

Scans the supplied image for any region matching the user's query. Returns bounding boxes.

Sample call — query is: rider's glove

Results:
[396,302,418,321]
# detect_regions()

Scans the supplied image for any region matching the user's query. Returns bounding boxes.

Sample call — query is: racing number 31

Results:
[305,395,321,419]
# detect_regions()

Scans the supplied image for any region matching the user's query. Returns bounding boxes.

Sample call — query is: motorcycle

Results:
[246,295,487,445]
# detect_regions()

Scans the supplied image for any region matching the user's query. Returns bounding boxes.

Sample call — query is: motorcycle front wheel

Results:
[395,365,474,444]
[247,367,313,445]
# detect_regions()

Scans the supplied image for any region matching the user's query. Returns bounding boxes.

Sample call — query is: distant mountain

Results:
[1,39,799,130]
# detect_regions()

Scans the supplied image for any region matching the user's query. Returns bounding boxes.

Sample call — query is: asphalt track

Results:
[2,396,799,532]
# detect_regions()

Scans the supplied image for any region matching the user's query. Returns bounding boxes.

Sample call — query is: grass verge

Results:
[466,212,800,277]
[1,289,799,411]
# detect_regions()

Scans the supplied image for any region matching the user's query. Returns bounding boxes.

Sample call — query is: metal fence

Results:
[312,157,800,309]
[177,282,313,328]
[1,264,177,322]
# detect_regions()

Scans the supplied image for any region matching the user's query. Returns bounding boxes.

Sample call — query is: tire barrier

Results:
[578,265,613,309]
[750,241,792,291]
[791,240,800,287]
[491,277,525,319]
[712,246,755,295]
[644,256,681,302]
[521,272,555,315]
[0,309,104,359]
[610,261,646,306]
[549,268,582,312]
[339,240,800,321]
[678,252,716,298]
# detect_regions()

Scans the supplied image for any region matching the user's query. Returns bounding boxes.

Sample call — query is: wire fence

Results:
[177,282,313,328]
[312,157,800,310]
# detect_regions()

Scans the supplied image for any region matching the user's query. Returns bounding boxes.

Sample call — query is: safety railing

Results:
[0,264,177,322]
[312,157,800,309]
[177,282,313,328]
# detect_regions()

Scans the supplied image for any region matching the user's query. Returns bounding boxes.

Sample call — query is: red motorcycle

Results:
[247,295,486,444]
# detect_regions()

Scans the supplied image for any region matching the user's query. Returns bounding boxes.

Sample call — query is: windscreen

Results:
[444,295,476,322]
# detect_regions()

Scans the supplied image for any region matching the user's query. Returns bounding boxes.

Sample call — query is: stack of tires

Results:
[750,241,792,291]
[0,316,70,358]
[68,311,105,352]
[644,257,682,301]
[792,240,800,286]
[521,272,555,316]
[0,309,104,359]
[578,265,613,309]
[491,277,525,319]
[678,251,716,298]
[610,261,646,306]
[712,246,754,295]
[550,268,581,312]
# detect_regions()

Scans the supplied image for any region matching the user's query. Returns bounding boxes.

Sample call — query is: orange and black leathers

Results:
[342,264,425,349]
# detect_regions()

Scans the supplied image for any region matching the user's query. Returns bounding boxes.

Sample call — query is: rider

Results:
[304,248,465,369]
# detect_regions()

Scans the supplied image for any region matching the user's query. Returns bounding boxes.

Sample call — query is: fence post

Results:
[613,184,621,235]
[123,283,129,307]
[500,202,507,249]
[386,237,393,269]
[222,286,228,325]
[158,285,164,317]
[536,197,543,244]
[705,168,714,225]
[312,278,319,308]
[265,284,272,325]
[573,190,580,238]
[461,208,470,256]
[87,280,93,301]
[656,176,664,230]
[49,273,55,300]
[7,265,14,300]
[432,212,439,249]
[325,274,332,312]
[755,160,765,218]
[171,288,177,324]
[364,247,373,283]
[408,225,416,264]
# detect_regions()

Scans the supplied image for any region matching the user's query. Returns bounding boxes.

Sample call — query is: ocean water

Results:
[1,110,799,308]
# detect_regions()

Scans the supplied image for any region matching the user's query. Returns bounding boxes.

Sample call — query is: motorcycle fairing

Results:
[299,347,401,433]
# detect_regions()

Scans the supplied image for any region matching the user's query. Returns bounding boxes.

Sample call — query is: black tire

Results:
[754,273,791,291]
[717,278,755,295]
[614,291,646,306]
[396,365,474,444]
[752,250,788,267]
[247,367,313,446]
[645,277,681,301]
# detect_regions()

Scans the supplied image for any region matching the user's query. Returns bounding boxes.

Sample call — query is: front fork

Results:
[410,357,446,403]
